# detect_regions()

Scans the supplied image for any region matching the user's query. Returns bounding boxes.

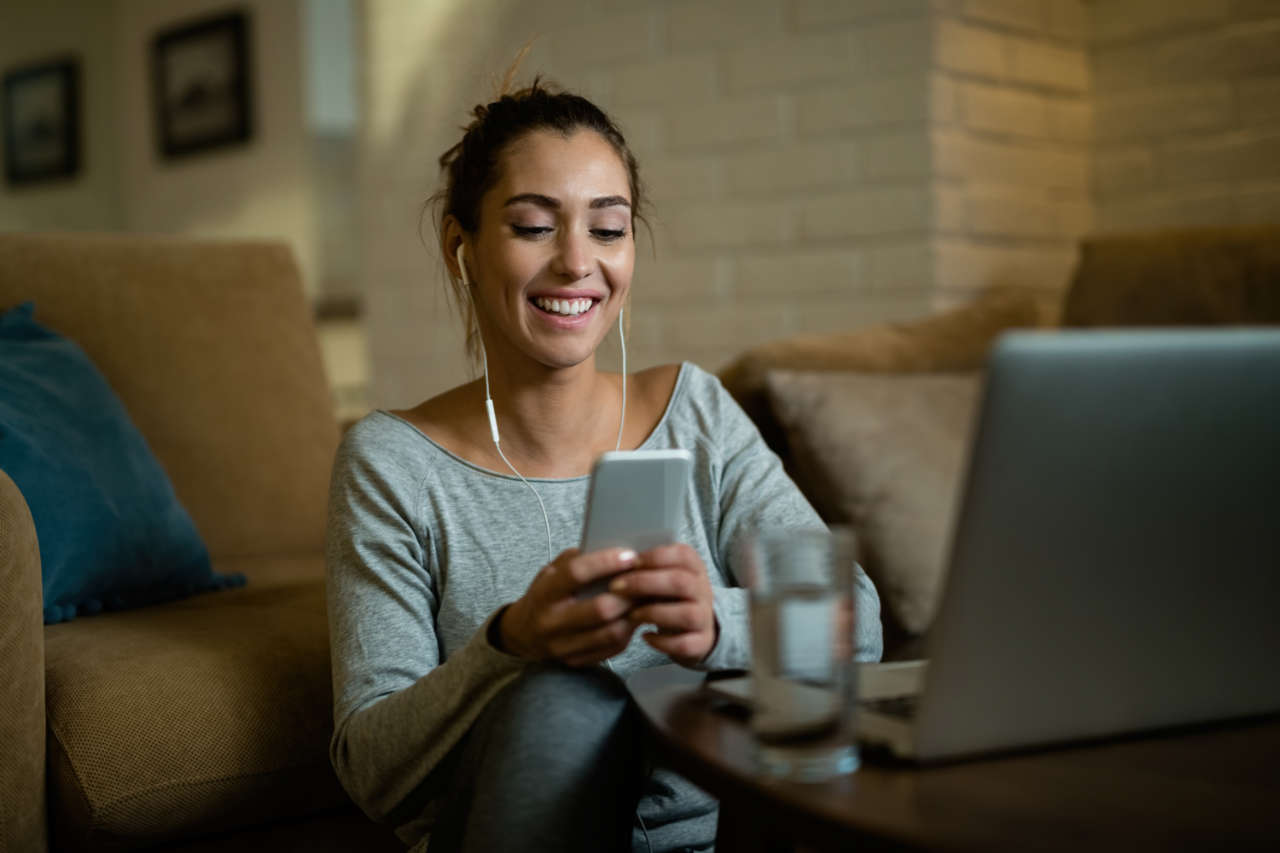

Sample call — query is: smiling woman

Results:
[323,76,884,853]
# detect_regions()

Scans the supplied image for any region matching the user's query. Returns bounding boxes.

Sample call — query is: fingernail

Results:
[618,549,637,564]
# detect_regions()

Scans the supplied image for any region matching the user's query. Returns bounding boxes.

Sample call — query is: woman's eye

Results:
[512,225,552,237]
[592,228,626,241]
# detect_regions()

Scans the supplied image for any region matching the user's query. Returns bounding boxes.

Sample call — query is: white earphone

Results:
[454,242,627,564]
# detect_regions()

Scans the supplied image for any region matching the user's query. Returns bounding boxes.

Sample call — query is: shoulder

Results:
[661,361,760,450]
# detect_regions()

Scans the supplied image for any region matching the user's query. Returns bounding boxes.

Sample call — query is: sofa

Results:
[0,233,401,851]
[719,225,1280,660]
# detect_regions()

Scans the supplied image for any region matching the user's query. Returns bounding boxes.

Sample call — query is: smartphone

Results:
[575,449,693,598]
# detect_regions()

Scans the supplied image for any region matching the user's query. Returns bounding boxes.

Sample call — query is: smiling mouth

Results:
[530,296,598,318]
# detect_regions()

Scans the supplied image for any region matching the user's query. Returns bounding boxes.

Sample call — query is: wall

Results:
[930,0,1092,309]
[1091,0,1280,230]
[0,0,121,232]
[112,0,317,293]
[360,0,948,408]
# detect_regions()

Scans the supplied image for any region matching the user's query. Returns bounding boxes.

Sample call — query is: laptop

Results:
[721,329,1280,762]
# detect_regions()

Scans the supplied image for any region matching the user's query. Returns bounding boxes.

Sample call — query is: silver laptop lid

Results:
[915,329,1280,760]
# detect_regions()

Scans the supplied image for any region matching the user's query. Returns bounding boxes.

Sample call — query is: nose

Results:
[552,230,592,281]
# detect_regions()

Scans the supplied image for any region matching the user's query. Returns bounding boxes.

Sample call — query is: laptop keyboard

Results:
[864,695,919,720]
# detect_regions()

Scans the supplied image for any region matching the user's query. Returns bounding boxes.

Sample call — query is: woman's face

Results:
[463,128,635,373]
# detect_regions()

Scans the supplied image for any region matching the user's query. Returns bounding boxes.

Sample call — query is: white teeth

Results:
[535,296,592,316]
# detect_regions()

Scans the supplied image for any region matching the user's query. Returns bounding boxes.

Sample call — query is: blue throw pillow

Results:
[0,302,244,623]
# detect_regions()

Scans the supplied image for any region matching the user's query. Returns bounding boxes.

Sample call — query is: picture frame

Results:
[2,58,80,186]
[151,10,253,159]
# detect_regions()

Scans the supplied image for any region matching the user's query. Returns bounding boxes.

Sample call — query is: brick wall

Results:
[359,0,1280,409]
[361,0,945,407]
[930,0,1092,310]
[1092,0,1280,230]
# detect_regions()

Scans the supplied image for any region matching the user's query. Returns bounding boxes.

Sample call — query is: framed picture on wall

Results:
[151,10,253,159]
[2,58,81,186]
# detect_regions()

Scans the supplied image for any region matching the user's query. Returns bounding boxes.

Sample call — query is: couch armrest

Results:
[0,469,47,853]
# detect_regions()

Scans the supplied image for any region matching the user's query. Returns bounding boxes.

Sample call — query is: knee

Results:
[481,664,636,758]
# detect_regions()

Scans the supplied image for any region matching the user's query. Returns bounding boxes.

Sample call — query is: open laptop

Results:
[723,329,1280,762]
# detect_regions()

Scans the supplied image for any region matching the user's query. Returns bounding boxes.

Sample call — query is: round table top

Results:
[626,666,1280,852]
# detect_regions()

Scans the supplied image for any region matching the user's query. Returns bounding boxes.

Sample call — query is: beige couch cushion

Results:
[43,555,348,850]
[0,233,339,561]
[766,370,982,644]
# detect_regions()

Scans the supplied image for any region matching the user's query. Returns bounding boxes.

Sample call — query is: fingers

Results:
[540,547,638,599]
[625,601,709,634]
[548,617,638,665]
[608,566,701,601]
[642,630,713,663]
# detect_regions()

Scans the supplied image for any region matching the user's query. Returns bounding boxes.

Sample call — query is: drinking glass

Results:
[743,526,859,781]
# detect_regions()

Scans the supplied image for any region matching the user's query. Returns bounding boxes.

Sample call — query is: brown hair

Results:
[428,76,647,367]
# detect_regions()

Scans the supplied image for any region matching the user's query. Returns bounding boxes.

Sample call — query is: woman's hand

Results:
[497,547,640,667]
[609,544,718,667]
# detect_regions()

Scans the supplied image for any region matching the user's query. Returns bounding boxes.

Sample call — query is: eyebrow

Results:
[503,193,631,210]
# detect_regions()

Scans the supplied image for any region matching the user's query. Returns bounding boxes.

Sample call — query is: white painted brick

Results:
[609,55,718,107]
[860,131,933,180]
[616,109,664,156]
[668,0,783,52]
[1096,189,1238,232]
[1093,0,1231,44]
[866,240,937,290]
[644,154,723,204]
[1047,98,1092,143]
[723,141,859,195]
[1158,130,1280,185]
[731,249,866,295]
[934,19,1007,78]
[636,257,728,302]
[934,131,1090,189]
[797,75,934,134]
[935,239,1079,292]
[788,292,933,336]
[935,186,969,233]
[1046,0,1088,40]
[660,302,804,353]
[724,31,855,93]
[1235,181,1280,225]
[1238,75,1280,127]
[1094,84,1234,141]
[960,81,1051,137]
[660,199,794,250]
[1006,37,1089,92]
[666,96,784,149]
[1093,146,1156,196]
[961,0,1049,32]
[932,75,961,125]
[792,0,936,30]
[1096,21,1280,90]
[799,187,933,239]
[964,188,1062,239]
[851,18,935,79]
[547,9,659,68]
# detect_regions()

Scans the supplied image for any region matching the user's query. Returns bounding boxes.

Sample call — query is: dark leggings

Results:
[427,665,647,853]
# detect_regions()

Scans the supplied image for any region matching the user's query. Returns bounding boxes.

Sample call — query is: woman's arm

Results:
[704,375,884,670]
[324,433,525,824]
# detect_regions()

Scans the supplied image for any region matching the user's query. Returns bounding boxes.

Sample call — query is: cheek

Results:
[600,248,636,293]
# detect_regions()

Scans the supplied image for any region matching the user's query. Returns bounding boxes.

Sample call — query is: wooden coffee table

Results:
[625,666,1280,852]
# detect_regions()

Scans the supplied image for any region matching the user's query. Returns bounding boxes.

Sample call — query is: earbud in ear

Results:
[455,243,469,287]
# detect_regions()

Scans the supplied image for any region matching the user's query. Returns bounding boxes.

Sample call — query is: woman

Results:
[325,79,883,853]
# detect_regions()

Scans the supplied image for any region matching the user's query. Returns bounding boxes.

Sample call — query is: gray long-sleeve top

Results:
[324,362,883,839]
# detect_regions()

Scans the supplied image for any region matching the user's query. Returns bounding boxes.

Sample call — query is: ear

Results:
[442,215,467,281]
